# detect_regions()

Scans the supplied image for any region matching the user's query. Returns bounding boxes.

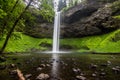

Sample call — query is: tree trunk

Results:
[0,0,33,54]
[1,0,20,36]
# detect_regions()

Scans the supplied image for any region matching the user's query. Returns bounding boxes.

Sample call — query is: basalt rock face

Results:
[64,0,115,24]
[62,0,120,38]
[25,0,120,38]
[25,23,53,38]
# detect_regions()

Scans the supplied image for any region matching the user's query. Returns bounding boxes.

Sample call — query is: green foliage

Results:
[110,0,120,13]
[0,32,52,52]
[0,9,7,18]
[0,0,26,35]
[39,0,54,22]
[113,15,120,19]
[1,30,120,53]
[61,29,120,53]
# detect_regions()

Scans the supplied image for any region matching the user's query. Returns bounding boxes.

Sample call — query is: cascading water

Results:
[51,0,60,79]
[52,0,61,53]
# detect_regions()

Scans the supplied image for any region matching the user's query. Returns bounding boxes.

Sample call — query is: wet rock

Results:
[46,64,51,67]
[0,56,6,62]
[100,72,106,76]
[90,64,98,69]
[107,61,111,65]
[12,58,17,61]
[112,66,120,74]
[36,73,50,80]
[39,64,46,68]
[9,70,17,75]
[100,69,105,72]
[80,73,85,76]
[110,56,116,59]
[25,74,32,79]
[100,64,108,67]
[10,64,16,68]
[36,67,43,71]
[92,73,97,77]
[72,68,81,74]
[0,64,6,70]
[51,76,62,80]
[76,75,86,80]
[62,1,120,38]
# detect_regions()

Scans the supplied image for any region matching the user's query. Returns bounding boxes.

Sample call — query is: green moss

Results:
[0,29,120,53]
[61,29,120,53]
[113,15,120,19]
[0,32,52,52]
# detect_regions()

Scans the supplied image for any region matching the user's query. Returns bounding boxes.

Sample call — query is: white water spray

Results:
[52,0,61,53]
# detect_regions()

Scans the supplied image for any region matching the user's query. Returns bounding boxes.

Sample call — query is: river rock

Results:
[112,66,120,74]
[39,64,46,68]
[0,56,6,62]
[100,64,108,67]
[76,75,86,80]
[107,60,111,65]
[0,64,6,70]
[25,74,32,79]
[36,67,43,71]
[90,64,98,69]
[92,73,97,77]
[36,73,50,80]
[10,64,16,68]
[46,64,51,67]
[100,72,106,76]
[72,68,81,73]
[9,70,17,75]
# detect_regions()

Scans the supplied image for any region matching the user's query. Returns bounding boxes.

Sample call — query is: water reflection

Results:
[51,53,59,78]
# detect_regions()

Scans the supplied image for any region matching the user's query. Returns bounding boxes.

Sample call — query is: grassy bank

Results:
[0,32,52,52]
[0,29,120,53]
[61,29,120,53]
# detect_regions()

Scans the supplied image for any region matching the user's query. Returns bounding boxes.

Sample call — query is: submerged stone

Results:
[76,75,86,80]
[9,70,17,75]
[36,73,50,80]
[0,64,6,70]
[72,68,81,74]
[25,74,32,79]
[0,56,6,62]
[36,67,43,71]
[92,73,97,77]
[112,66,120,74]
[100,72,106,76]
[90,64,98,69]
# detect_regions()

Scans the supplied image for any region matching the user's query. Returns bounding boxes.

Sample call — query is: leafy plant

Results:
[39,0,54,22]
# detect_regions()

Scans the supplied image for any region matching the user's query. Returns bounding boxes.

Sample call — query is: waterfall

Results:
[52,0,61,53]
[52,12,61,52]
